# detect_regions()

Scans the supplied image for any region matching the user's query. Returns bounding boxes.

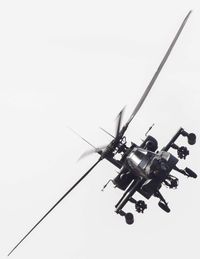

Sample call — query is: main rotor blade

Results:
[127,10,192,125]
[99,127,115,138]
[8,158,102,256]
[67,126,96,149]
[115,107,125,137]
[78,145,107,160]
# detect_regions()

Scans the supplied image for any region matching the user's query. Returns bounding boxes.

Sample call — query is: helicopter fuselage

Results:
[113,145,178,198]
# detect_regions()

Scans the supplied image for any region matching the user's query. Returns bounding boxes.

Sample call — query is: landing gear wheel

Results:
[125,213,134,225]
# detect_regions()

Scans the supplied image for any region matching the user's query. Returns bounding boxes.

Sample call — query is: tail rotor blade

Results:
[127,10,192,125]
[7,158,102,256]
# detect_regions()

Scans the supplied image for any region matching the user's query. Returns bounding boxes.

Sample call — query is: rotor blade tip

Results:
[186,10,192,18]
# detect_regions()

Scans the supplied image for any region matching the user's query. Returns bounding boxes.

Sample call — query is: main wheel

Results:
[125,213,134,225]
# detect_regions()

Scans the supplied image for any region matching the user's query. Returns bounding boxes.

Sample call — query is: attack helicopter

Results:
[8,10,197,256]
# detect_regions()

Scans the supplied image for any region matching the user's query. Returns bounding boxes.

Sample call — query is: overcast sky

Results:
[1,1,200,259]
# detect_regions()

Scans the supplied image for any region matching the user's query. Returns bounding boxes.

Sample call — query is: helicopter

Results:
[8,10,197,256]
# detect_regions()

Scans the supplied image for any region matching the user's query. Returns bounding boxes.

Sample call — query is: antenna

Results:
[145,123,155,136]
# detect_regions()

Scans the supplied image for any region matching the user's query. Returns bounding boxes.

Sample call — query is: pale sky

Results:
[1,1,200,259]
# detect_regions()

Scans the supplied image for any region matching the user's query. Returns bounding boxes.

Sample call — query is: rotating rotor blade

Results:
[67,126,96,149]
[99,127,115,138]
[78,145,107,160]
[8,158,102,256]
[127,10,192,126]
[115,107,125,137]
